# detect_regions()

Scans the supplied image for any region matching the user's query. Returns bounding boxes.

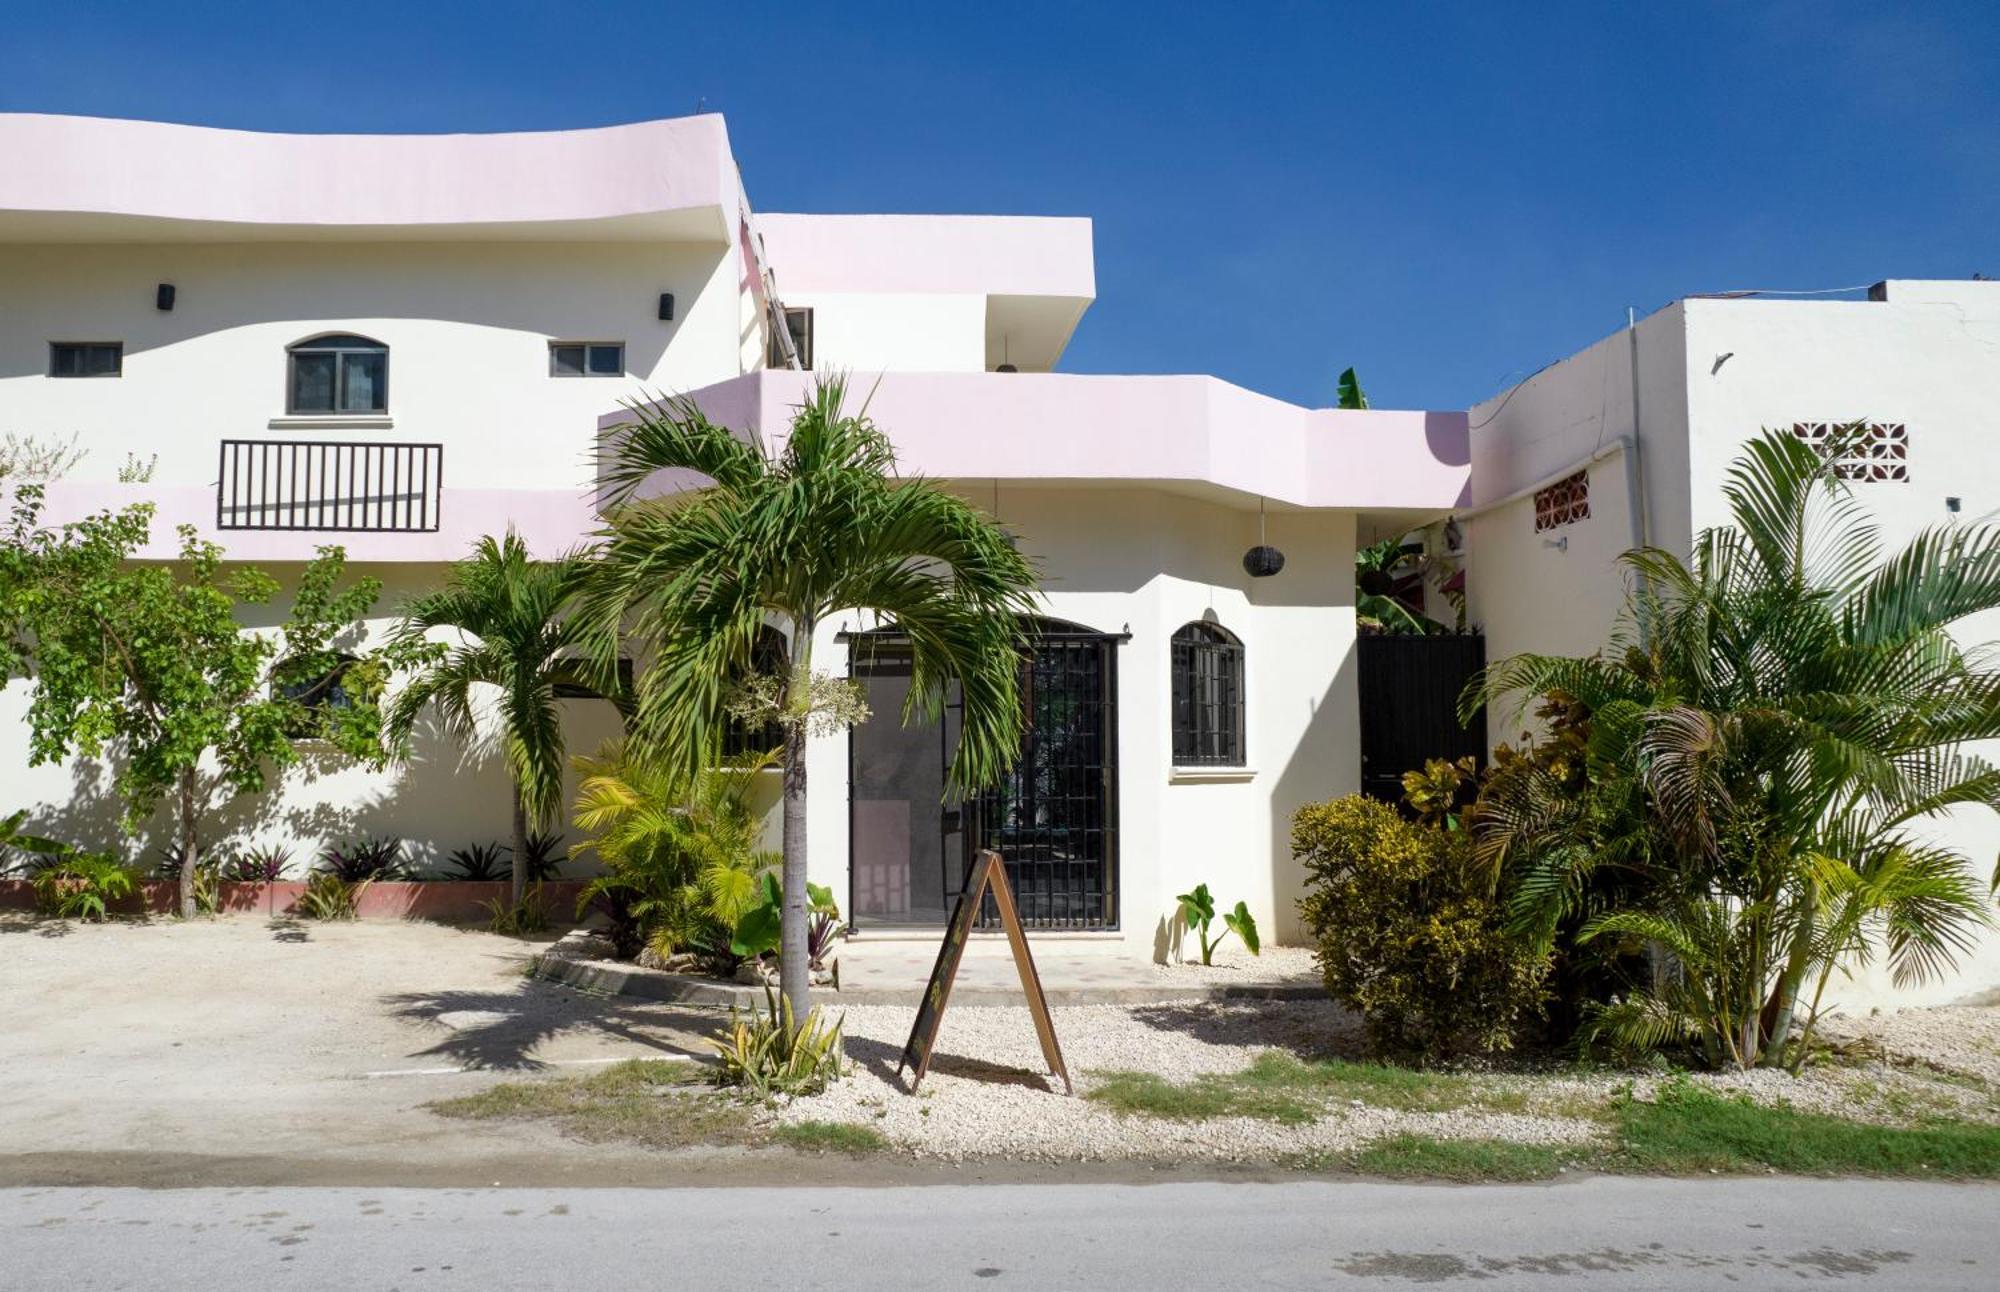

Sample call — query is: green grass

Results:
[429,1059,754,1150]
[774,1120,889,1155]
[1611,1080,2000,1178]
[1344,1135,1575,1182]
[1087,1052,1528,1125]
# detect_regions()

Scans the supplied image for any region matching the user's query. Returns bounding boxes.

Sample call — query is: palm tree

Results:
[387,531,593,904]
[1469,428,2000,1067]
[584,377,1039,1017]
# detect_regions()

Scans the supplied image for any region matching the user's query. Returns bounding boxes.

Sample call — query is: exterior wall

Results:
[1466,282,2000,1007]
[781,291,990,373]
[1679,283,2000,1006]
[0,563,628,875]
[802,486,1359,957]
[0,240,742,494]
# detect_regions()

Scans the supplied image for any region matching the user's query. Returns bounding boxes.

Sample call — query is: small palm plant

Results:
[1175,883,1261,965]
[584,377,1039,1018]
[388,531,598,905]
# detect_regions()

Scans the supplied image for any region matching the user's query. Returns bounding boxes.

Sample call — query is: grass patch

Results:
[1087,1052,1526,1125]
[429,1059,753,1150]
[774,1120,889,1155]
[1611,1079,2000,1178]
[1345,1135,1573,1183]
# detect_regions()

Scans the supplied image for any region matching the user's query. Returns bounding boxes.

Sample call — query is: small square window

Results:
[767,308,813,370]
[1533,470,1590,532]
[50,343,122,377]
[550,342,624,377]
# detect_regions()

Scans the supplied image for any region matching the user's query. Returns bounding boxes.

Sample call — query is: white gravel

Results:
[778,999,1600,1162]
[1148,943,1319,985]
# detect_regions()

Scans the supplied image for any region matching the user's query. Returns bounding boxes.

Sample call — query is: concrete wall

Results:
[0,240,742,492]
[802,485,1358,957]
[781,291,990,373]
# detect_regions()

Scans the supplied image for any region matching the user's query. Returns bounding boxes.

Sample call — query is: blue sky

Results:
[5,2,1995,411]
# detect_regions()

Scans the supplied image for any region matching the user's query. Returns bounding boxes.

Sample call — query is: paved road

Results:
[2,1178,1992,1290]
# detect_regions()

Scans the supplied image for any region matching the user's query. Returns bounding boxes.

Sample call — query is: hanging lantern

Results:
[1242,498,1284,577]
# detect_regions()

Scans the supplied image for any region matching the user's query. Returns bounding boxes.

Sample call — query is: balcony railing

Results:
[217,439,443,532]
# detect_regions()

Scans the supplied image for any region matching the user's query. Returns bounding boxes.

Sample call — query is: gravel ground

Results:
[776,996,2000,1163]
[1148,943,1319,984]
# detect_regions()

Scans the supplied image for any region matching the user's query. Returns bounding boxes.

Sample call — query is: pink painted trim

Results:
[28,483,597,563]
[0,114,735,234]
[757,213,1096,299]
[0,878,585,922]
[616,372,1471,512]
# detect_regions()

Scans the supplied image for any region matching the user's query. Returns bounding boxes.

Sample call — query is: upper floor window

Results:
[767,307,813,370]
[288,334,387,414]
[273,653,362,739]
[50,342,123,377]
[550,342,626,377]
[1171,621,1245,767]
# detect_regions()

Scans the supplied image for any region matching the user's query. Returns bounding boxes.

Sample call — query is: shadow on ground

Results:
[380,980,727,1072]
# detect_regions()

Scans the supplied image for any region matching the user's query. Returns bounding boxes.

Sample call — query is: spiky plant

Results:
[387,531,596,904]
[582,377,1040,1018]
[1469,427,2000,1068]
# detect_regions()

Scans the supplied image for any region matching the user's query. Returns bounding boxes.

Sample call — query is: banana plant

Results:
[732,874,844,970]
[1175,883,1261,965]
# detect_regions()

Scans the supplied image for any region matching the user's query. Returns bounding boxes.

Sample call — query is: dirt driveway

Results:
[0,915,751,1186]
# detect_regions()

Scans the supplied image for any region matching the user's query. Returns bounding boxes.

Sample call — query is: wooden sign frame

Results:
[896,849,1072,1095]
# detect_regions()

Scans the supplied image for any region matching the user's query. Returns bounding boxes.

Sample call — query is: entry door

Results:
[849,638,957,926]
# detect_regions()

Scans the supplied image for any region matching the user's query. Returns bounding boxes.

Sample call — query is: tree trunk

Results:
[778,617,815,1022]
[510,780,529,907]
[1761,888,1817,1067]
[177,769,200,919]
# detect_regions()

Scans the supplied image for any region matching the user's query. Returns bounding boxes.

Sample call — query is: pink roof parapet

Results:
[757,213,1096,299]
[0,114,739,241]
[606,372,1470,516]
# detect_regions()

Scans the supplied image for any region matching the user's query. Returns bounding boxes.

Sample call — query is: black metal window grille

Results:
[720,625,791,760]
[1170,621,1245,766]
[970,625,1120,929]
[217,440,443,532]
[287,333,388,414]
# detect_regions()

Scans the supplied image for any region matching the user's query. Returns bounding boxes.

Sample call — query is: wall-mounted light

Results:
[1542,535,1569,552]
[657,293,675,321]
[1947,496,1963,514]
[155,283,176,311]
[1243,498,1285,578]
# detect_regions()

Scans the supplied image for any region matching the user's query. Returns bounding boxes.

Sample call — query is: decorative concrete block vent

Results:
[1791,421,1909,482]
[1532,469,1591,532]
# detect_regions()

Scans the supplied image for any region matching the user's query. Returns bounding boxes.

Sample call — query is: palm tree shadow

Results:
[380,980,722,1072]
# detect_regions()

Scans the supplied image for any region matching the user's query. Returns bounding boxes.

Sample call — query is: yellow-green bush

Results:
[1293,795,1548,1062]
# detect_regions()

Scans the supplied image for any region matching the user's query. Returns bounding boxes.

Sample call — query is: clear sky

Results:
[5,2,1994,411]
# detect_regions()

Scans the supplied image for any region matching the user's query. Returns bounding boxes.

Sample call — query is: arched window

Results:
[288,333,388,414]
[1171,621,1245,767]
[721,625,791,760]
[273,653,361,739]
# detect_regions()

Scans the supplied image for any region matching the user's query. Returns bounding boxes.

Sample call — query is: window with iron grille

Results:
[1533,469,1590,532]
[721,625,791,760]
[1791,421,1908,481]
[1171,622,1245,766]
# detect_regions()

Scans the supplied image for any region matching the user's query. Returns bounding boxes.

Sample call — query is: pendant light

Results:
[1243,497,1285,578]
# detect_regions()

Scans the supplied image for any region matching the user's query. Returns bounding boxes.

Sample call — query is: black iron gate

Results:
[967,626,1120,929]
[1357,630,1487,803]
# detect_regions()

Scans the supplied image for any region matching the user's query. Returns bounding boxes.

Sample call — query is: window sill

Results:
[268,414,395,431]
[1169,765,1257,783]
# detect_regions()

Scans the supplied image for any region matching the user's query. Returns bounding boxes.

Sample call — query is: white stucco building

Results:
[1463,280,2000,1004]
[0,113,1466,958]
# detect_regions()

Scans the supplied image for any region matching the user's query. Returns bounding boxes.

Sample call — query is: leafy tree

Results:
[584,377,1039,1017]
[1469,429,2000,1068]
[386,531,595,904]
[0,492,397,916]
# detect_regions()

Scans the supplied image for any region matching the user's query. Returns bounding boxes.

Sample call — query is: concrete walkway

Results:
[534,928,1322,1006]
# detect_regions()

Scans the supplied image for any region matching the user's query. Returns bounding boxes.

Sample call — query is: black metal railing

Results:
[216,440,443,532]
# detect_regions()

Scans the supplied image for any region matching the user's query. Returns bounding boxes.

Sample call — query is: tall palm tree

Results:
[1469,428,2000,1067]
[584,377,1040,1017]
[388,531,593,904]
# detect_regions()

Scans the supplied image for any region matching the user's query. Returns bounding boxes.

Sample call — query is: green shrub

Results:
[711,986,845,1100]
[1294,794,1549,1062]
[483,885,552,936]
[296,870,369,920]
[30,852,142,921]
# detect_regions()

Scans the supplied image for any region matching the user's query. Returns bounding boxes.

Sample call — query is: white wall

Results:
[801,485,1358,956]
[0,240,742,492]
[779,291,990,373]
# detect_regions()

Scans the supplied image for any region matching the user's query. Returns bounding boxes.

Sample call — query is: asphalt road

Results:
[2,1178,1993,1290]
